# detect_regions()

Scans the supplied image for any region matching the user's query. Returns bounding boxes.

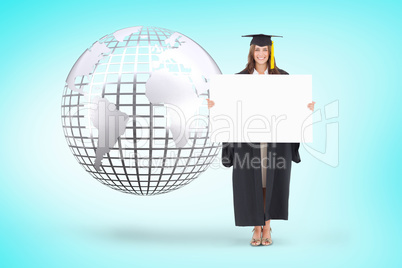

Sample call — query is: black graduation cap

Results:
[242,34,283,69]
[242,34,283,46]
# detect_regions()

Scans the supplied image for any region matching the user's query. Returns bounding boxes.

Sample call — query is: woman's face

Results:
[254,45,269,65]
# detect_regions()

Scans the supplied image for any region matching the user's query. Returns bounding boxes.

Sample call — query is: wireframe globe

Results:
[61,26,221,195]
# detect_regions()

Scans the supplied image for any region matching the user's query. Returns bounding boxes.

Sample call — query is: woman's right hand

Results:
[206,98,215,109]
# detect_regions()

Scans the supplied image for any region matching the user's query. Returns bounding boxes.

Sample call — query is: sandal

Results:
[250,226,262,246]
[261,227,273,246]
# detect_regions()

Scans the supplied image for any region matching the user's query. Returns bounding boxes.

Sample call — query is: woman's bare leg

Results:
[262,188,271,244]
[251,225,262,246]
[251,182,264,245]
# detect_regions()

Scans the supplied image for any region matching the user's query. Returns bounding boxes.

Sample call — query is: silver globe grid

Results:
[61,26,220,195]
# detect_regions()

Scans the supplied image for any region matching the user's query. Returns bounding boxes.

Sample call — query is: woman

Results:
[207,34,315,246]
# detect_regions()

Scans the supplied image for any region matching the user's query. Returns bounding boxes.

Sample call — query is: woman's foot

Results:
[250,226,262,246]
[261,226,273,246]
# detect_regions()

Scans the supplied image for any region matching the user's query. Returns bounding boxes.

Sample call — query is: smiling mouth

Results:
[257,57,265,60]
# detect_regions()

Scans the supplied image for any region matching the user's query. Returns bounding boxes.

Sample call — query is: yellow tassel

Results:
[270,41,275,69]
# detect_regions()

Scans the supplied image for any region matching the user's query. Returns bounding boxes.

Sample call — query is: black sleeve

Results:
[221,142,234,167]
[291,143,301,163]
[279,68,301,163]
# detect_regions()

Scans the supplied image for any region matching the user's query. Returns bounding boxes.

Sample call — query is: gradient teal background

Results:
[1,0,401,267]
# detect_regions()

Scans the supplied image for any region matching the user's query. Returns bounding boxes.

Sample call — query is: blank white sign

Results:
[209,74,313,143]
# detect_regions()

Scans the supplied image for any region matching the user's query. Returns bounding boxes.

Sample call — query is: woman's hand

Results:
[307,101,316,111]
[207,98,215,109]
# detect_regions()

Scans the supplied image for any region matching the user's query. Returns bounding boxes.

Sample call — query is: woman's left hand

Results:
[307,101,316,111]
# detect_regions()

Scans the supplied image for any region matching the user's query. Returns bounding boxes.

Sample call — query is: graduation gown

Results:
[222,68,301,226]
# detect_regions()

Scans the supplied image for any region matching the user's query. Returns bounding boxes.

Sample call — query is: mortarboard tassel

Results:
[270,41,275,69]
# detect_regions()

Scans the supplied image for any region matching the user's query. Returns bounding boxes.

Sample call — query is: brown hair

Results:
[244,44,281,74]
